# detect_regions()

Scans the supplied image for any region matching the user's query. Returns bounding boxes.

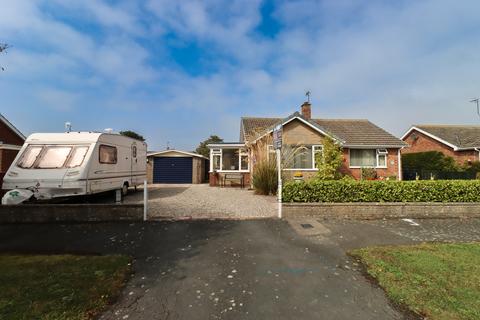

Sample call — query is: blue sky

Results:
[1,0,480,151]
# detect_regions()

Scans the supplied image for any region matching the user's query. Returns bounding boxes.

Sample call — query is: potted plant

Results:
[293,171,304,183]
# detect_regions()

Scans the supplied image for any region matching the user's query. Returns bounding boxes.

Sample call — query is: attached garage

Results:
[147,150,208,184]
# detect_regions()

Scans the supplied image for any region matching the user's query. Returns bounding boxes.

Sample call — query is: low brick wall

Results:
[283,203,480,220]
[0,204,144,223]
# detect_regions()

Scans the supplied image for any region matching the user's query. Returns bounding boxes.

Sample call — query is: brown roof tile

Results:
[414,125,480,149]
[241,116,406,147]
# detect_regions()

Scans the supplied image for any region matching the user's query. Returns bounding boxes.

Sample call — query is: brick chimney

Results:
[301,101,311,120]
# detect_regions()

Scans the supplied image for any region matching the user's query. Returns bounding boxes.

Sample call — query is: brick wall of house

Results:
[0,116,24,195]
[402,130,478,165]
[0,149,21,195]
[1,149,19,172]
[282,119,324,145]
[0,120,24,146]
[209,172,250,187]
[340,148,400,180]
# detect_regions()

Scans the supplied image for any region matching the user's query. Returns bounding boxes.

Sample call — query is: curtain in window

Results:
[284,145,312,169]
[350,149,376,167]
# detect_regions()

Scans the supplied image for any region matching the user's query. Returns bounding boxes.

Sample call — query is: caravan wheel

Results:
[121,183,129,197]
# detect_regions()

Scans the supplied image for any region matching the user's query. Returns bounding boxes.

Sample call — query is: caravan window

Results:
[99,145,117,164]
[36,147,72,169]
[17,146,43,168]
[66,146,89,168]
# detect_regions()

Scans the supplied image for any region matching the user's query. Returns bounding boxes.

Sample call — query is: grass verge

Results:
[0,254,131,320]
[351,243,480,320]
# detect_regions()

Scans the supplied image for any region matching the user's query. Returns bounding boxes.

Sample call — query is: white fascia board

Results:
[401,126,460,151]
[344,145,406,149]
[148,149,208,159]
[207,143,246,148]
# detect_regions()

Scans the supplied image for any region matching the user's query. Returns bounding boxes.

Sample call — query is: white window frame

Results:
[376,149,388,169]
[267,145,276,161]
[210,148,222,172]
[349,148,388,169]
[239,148,249,171]
[312,145,323,169]
[210,148,249,172]
[283,145,323,171]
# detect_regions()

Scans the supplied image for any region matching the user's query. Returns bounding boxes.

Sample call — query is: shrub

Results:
[282,180,480,202]
[252,160,277,195]
[463,161,480,174]
[316,136,343,180]
[361,168,377,180]
[402,151,459,172]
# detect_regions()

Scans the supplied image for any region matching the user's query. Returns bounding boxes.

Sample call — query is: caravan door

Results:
[131,143,137,185]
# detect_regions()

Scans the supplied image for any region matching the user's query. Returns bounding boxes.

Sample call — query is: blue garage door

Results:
[153,157,193,183]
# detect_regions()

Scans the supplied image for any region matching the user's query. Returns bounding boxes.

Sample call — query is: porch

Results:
[207,143,251,187]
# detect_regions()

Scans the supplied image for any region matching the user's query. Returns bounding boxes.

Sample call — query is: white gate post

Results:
[276,148,282,219]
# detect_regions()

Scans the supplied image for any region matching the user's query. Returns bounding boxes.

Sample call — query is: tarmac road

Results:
[0,219,418,320]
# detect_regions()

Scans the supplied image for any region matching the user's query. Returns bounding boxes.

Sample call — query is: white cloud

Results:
[36,88,79,111]
[1,0,480,149]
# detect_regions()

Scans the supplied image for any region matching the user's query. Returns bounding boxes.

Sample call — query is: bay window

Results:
[350,149,388,168]
[282,145,323,170]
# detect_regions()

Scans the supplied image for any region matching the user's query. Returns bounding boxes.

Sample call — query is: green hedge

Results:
[282,180,480,203]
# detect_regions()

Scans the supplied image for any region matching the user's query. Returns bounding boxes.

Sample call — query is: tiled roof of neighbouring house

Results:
[241,115,407,147]
[413,125,480,149]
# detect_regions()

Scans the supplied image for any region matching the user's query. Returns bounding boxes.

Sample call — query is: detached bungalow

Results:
[402,125,480,165]
[208,102,407,186]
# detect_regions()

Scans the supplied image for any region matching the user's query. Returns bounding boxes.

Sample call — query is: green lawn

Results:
[0,254,131,320]
[351,243,480,320]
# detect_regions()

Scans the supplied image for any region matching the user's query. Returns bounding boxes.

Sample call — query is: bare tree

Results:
[0,43,10,71]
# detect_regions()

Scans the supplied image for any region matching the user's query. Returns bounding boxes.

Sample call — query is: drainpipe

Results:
[398,147,404,181]
[475,148,480,162]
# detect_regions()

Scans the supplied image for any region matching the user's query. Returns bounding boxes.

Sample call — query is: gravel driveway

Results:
[126,184,277,219]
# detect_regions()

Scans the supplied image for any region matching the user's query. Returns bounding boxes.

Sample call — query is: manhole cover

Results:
[301,223,314,229]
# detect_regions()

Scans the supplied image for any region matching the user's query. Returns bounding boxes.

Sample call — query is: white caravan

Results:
[2,132,147,201]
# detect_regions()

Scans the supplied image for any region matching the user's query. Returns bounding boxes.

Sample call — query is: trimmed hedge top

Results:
[282,180,480,203]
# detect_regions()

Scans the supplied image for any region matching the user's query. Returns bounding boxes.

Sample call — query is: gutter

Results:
[344,144,408,149]
[398,147,404,181]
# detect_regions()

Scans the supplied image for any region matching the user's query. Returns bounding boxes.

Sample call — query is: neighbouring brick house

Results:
[0,114,25,194]
[208,102,407,186]
[401,125,480,165]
